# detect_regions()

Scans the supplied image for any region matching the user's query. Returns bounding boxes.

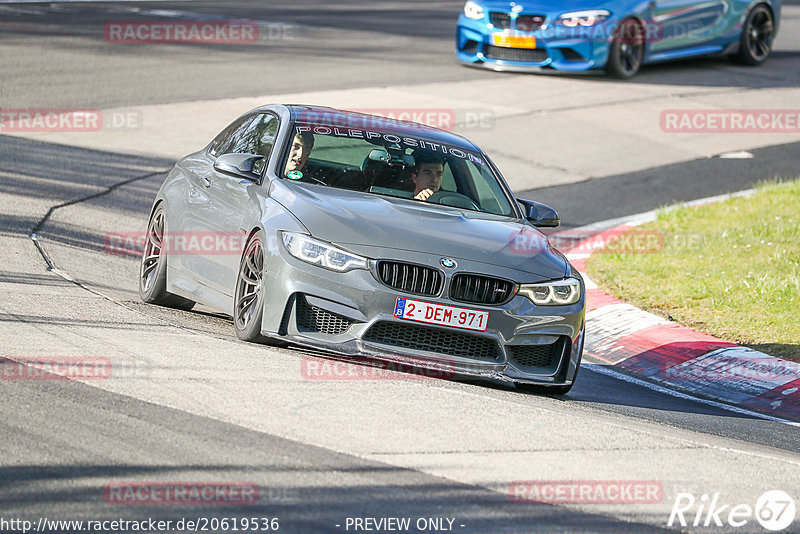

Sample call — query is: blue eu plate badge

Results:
[394,298,406,317]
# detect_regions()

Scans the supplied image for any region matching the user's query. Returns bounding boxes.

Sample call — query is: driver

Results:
[284,131,315,177]
[410,150,444,202]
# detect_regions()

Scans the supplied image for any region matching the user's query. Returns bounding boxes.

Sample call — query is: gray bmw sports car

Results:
[140,104,585,393]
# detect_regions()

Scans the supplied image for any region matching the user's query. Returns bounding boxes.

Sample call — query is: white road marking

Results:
[664,347,800,403]
[0,4,46,14]
[717,151,755,159]
[585,303,670,354]
[583,363,800,427]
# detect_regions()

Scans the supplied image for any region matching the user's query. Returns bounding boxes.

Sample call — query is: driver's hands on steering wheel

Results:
[414,188,435,201]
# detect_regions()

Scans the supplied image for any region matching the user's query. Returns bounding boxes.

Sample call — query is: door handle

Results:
[201,176,212,188]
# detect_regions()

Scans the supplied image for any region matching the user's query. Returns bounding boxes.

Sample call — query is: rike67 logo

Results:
[669,490,796,531]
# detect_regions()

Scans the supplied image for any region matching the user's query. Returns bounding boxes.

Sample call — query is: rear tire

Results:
[605,18,645,79]
[139,204,195,310]
[733,5,774,66]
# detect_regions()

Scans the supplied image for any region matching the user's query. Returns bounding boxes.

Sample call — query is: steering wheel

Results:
[428,190,481,211]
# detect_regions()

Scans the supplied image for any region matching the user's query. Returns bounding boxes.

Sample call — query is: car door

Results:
[649,0,732,52]
[183,112,279,300]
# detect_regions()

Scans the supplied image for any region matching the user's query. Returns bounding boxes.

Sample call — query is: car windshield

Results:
[280,121,516,216]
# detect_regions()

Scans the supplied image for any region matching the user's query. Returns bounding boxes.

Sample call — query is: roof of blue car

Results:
[287,105,480,151]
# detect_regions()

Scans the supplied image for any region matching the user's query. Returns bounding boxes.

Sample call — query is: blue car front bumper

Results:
[456,14,617,72]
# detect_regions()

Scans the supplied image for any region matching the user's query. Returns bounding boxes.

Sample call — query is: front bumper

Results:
[456,15,617,72]
[259,233,585,386]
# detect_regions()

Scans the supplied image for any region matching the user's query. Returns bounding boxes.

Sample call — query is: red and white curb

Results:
[558,213,800,423]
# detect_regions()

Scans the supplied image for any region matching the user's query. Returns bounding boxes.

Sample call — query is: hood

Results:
[472,0,608,15]
[271,181,568,281]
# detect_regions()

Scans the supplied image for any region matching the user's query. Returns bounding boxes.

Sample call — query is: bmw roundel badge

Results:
[440,258,457,269]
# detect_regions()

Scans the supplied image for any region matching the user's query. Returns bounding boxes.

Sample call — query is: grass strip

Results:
[587,178,800,362]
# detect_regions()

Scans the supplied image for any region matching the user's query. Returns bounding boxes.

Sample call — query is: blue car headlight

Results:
[554,10,611,27]
[518,278,581,305]
[463,1,484,20]
[281,232,368,273]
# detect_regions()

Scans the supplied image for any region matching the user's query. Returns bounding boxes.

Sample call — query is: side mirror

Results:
[517,198,560,228]
[213,153,265,182]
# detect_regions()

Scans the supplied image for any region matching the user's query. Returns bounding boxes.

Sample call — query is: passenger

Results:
[284,131,314,177]
[410,151,444,201]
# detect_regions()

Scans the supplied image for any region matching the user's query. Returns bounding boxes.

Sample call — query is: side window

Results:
[209,115,254,157]
[242,114,279,157]
[212,113,279,158]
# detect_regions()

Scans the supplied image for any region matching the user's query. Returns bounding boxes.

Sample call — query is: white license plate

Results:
[393,297,489,332]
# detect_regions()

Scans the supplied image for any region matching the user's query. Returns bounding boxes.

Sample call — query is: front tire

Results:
[733,5,775,66]
[605,18,645,79]
[234,231,268,342]
[139,204,195,310]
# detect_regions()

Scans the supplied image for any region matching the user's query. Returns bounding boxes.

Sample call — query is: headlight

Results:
[554,10,611,27]
[463,1,484,20]
[281,232,368,273]
[518,278,581,305]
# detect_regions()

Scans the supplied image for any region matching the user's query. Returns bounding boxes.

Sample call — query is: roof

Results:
[286,105,481,152]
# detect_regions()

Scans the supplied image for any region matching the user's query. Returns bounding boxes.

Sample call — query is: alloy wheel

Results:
[747,9,774,62]
[140,208,164,294]
[235,235,264,331]
[617,22,644,77]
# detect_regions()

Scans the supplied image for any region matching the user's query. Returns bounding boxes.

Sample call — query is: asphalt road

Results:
[519,139,800,229]
[2,1,800,533]
[1,0,799,109]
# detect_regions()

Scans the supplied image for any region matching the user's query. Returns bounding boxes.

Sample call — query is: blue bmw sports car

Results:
[456,0,780,77]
